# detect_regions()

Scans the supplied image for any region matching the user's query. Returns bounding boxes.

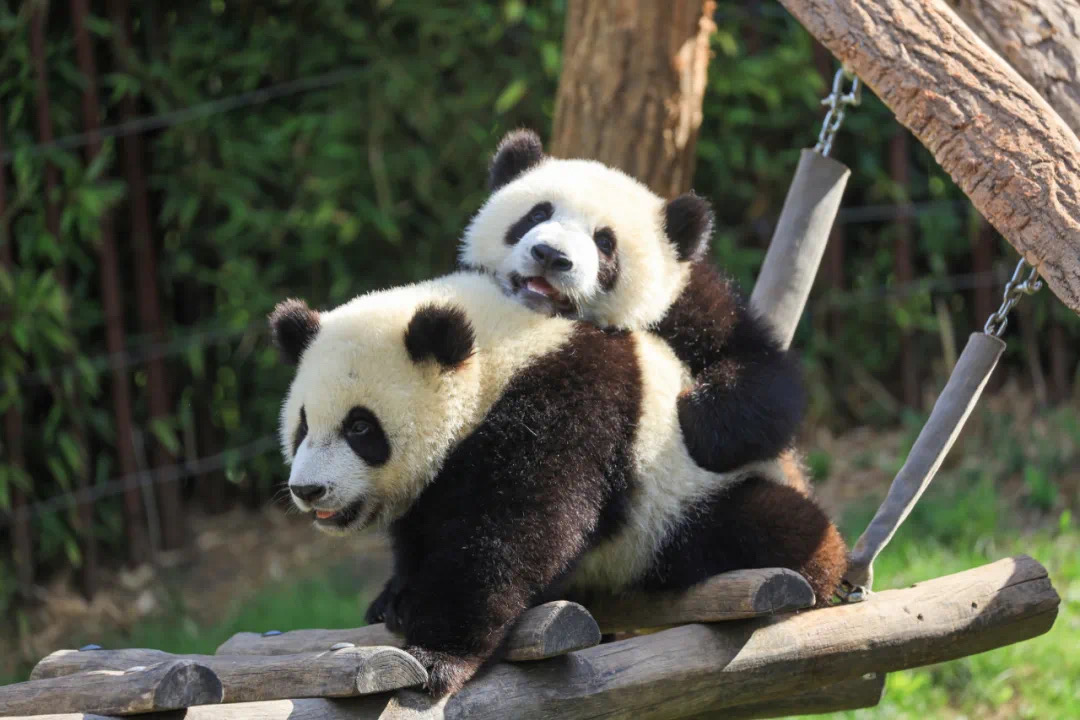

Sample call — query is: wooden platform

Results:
[1,557,1060,719]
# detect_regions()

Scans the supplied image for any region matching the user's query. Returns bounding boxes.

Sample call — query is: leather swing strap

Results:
[841,332,1005,599]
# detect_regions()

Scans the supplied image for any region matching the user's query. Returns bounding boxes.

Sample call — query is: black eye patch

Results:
[293,406,308,455]
[341,406,390,466]
[593,227,616,257]
[504,201,554,245]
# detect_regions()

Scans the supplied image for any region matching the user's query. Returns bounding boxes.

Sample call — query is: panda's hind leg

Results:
[642,476,848,607]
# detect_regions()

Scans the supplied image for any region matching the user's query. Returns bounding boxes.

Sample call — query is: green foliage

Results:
[1,1,1077,626]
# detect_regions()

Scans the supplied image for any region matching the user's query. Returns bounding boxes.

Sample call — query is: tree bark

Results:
[947,0,1080,135]
[0,104,32,599]
[107,0,184,551]
[33,4,147,565]
[551,0,716,198]
[778,0,1080,315]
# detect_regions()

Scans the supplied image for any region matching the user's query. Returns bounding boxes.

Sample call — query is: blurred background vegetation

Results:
[0,1,1077,717]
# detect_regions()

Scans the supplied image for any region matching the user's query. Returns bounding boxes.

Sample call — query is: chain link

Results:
[814,67,862,157]
[983,258,1043,337]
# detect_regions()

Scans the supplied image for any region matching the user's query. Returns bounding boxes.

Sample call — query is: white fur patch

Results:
[461,158,693,330]
[568,333,787,591]
[280,272,575,529]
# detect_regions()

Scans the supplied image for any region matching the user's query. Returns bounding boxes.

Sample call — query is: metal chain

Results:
[814,67,862,157]
[984,258,1043,337]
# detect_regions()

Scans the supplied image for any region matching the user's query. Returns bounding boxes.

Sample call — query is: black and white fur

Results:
[461,130,804,475]
[271,272,847,697]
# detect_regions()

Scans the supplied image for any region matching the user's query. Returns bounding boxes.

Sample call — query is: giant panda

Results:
[270,270,847,697]
[460,129,804,477]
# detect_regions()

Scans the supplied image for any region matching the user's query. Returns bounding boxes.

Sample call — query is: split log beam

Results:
[215,600,600,662]
[30,646,425,703]
[3,674,886,720]
[778,0,1080,314]
[585,568,815,633]
[0,660,222,717]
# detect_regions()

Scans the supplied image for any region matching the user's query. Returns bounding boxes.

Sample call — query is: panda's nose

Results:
[291,484,327,504]
[531,243,573,273]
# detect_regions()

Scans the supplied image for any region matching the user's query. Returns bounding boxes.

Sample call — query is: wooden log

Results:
[688,673,887,719]
[0,660,222,717]
[583,568,816,634]
[0,675,886,720]
[777,0,1080,314]
[947,0,1080,134]
[215,600,600,663]
[30,646,425,703]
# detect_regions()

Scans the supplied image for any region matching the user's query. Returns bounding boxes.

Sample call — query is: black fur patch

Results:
[653,262,805,473]
[505,201,553,246]
[341,406,390,466]
[597,252,619,293]
[635,476,847,607]
[380,326,641,696]
[293,406,308,454]
[269,298,320,365]
[488,129,545,191]
[663,193,714,262]
[404,304,475,369]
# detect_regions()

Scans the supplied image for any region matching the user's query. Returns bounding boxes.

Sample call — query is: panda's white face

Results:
[276,292,482,536]
[461,158,693,330]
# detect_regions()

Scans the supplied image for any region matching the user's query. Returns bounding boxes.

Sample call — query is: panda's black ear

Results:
[664,192,714,262]
[405,304,475,369]
[488,129,545,191]
[269,298,320,365]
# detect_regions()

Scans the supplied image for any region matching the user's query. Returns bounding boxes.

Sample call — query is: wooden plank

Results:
[584,568,815,634]
[215,600,600,663]
[0,660,222,717]
[22,557,1055,720]
[778,0,1080,314]
[31,646,426,702]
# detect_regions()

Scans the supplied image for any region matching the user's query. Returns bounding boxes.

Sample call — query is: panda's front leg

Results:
[365,575,404,631]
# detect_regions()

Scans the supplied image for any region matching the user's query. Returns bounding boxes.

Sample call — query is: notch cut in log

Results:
[0,660,222,717]
[779,0,1080,315]
[584,567,815,634]
[30,645,425,703]
[216,600,600,662]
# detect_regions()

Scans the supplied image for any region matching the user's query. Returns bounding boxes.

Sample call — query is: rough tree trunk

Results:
[32,4,147,565]
[0,100,33,599]
[778,0,1080,315]
[891,131,919,408]
[551,0,716,198]
[948,0,1080,135]
[108,0,185,550]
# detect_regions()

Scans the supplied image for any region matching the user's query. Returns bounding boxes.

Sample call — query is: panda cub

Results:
[461,129,804,476]
[270,272,847,697]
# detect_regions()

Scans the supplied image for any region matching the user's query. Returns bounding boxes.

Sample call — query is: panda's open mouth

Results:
[312,497,378,530]
[508,272,576,316]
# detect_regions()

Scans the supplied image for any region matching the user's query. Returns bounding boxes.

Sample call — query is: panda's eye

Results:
[348,419,371,437]
[528,202,553,224]
[594,228,616,257]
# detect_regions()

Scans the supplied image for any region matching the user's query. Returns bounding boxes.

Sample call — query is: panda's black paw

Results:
[366,581,402,629]
[404,646,481,698]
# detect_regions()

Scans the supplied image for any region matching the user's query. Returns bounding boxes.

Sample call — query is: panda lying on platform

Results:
[461,130,805,476]
[271,271,847,697]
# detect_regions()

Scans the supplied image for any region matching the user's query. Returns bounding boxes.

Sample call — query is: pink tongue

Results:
[526,277,556,296]
[315,510,337,520]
